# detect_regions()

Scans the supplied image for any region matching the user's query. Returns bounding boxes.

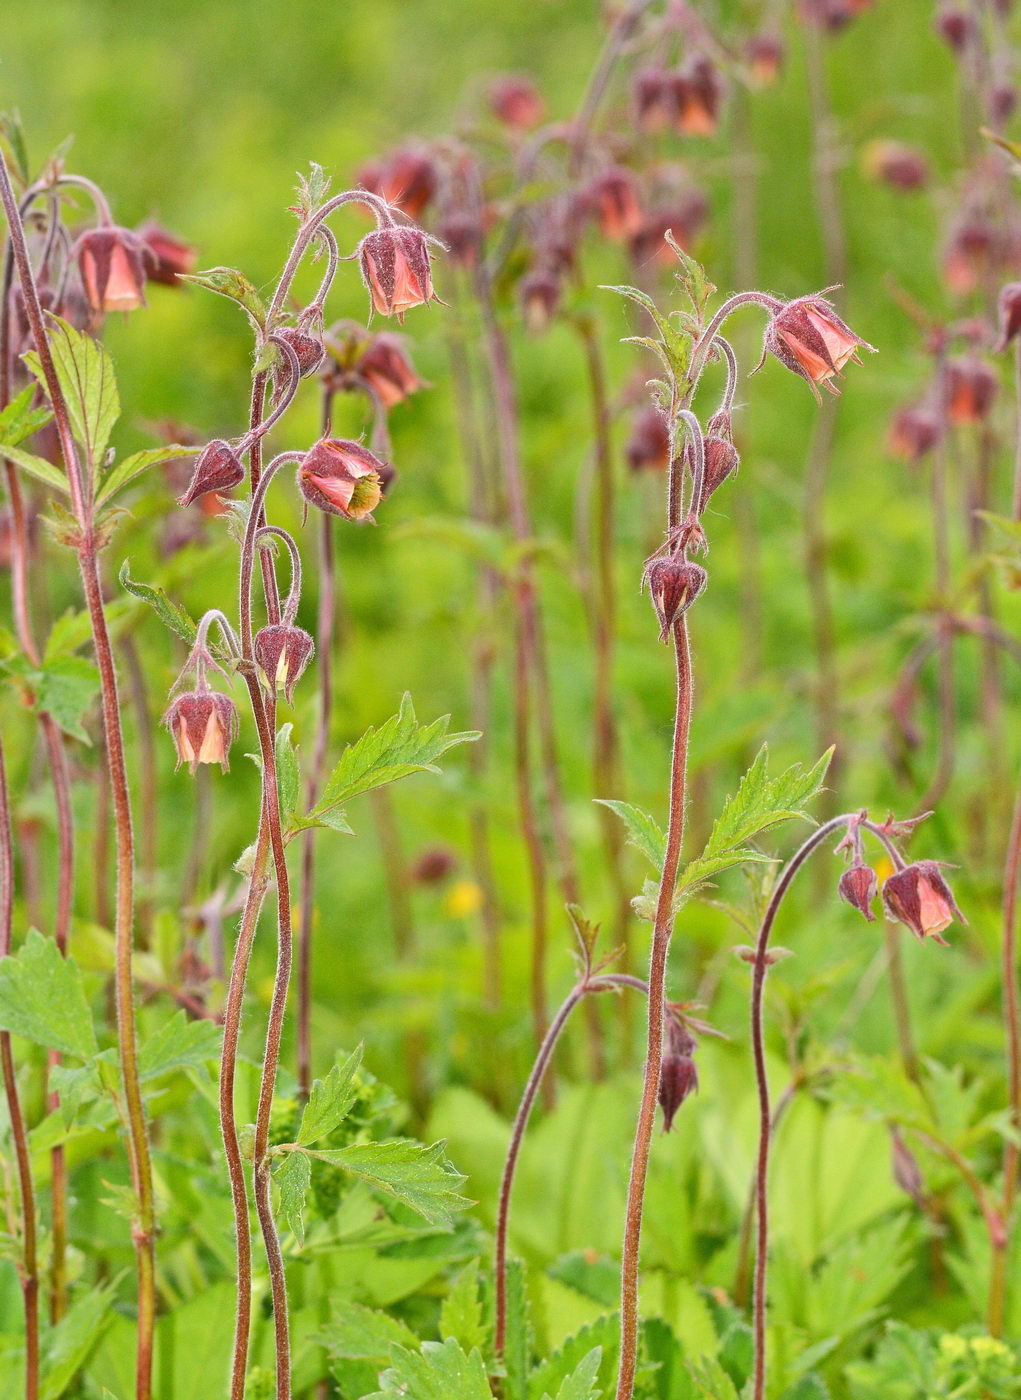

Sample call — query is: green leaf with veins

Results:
[0,382,53,446]
[319,1300,418,1364]
[303,1137,471,1226]
[136,1011,223,1081]
[0,929,97,1059]
[274,1150,311,1245]
[0,443,70,493]
[24,314,120,477]
[296,1045,363,1146]
[95,443,200,507]
[362,1339,493,1400]
[118,559,198,646]
[178,265,268,327]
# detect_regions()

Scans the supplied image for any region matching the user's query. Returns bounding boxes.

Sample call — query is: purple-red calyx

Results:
[163,690,239,774]
[358,226,440,321]
[838,862,879,922]
[253,624,315,703]
[658,1020,698,1132]
[881,861,964,946]
[762,292,875,400]
[76,226,149,315]
[645,558,707,641]
[298,437,385,521]
[177,440,246,507]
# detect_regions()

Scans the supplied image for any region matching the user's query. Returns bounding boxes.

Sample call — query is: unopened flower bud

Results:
[890,1128,926,1208]
[687,434,739,510]
[519,266,561,334]
[136,222,197,285]
[488,74,545,130]
[888,403,941,463]
[253,624,314,703]
[659,1021,698,1132]
[163,689,239,774]
[997,282,1021,350]
[838,862,878,921]
[862,141,929,191]
[356,333,422,407]
[936,5,975,52]
[645,558,707,641]
[625,405,669,473]
[177,440,245,507]
[76,226,148,315]
[274,326,325,380]
[943,357,998,424]
[358,147,437,220]
[411,847,457,884]
[585,167,643,241]
[298,437,384,521]
[763,293,875,400]
[745,34,785,87]
[668,56,724,136]
[881,860,964,946]
[358,226,438,321]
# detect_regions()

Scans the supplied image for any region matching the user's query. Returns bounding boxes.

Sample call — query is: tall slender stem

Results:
[0,147,156,1400]
[615,617,692,1400]
[0,734,39,1400]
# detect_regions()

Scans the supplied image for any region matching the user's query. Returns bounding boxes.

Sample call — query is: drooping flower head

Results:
[658,1020,698,1132]
[881,861,964,946]
[762,292,875,400]
[355,333,423,408]
[136,222,197,285]
[585,167,643,242]
[163,690,239,774]
[887,403,941,463]
[838,862,879,921]
[298,437,384,521]
[358,226,440,321]
[253,624,315,704]
[644,559,707,641]
[357,146,437,221]
[488,74,545,130]
[177,440,246,507]
[75,227,149,315]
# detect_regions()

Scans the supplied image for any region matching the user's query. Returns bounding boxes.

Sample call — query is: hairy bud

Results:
[838,862,878,921]
[881,860,964,946]
[936,5,975,52]
[177,440,245,507]
[163,690,238,774]
[887,403,941,463]
[298,437,384,521]
[358,226,438,321]
[411,847,457,884]
[625,405,670,473]
[253,624,314,704]
[687,434,739,510]
[890,1128,926,1208]
[76,227,149,315]
[645,558,707,641]
[659,1021,698,1132]
[862,141,929,191]
[762,293,875,400]
[275,326,326,380]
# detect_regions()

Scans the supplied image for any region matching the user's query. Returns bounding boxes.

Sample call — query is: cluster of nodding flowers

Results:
[159,195,439,770]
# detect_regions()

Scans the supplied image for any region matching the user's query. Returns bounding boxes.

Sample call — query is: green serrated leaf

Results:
[677,746,833,899]
[319,1300,418,1364]
[596,800,666,870]
[274,1149,311,1245]
[0,443,70,493]
[34,655,100,743]
[0,382,54,447]
[95,443,200,507]
[542,1348,603,1400]
[40,1280,115,1400]
[118,559,198,646]
[25,314,120,476]
[275,722,300,828]
[306,1137,471,1227]
[0,929,97,1059]
[440,1260,488,1355]
[179,266,267,327]
[296,1045,363,1146]
[309,693,479,823]
[363,1338,492,1400]
[136,1010,222,1082]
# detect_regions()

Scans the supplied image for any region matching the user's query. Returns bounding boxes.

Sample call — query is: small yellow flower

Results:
[444,879,483,918]
[969,1336,1009,1361]
[874,855,895,888]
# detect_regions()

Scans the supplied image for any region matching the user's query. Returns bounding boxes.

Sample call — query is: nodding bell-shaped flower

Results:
[944,356,998,424]
[488,74,545,131]
[625,405,670,473]
[76,227,149,315]
[838,862,878,921]
[356,333,423,408]
[888,403,941,463]
[298,437,384,521]
[136,222,197,285]
[357,146,437,221]
[936,5,976,53]
[358,226,439,321]
[253,624,314,704]
[881,861,964,946]
[177,440,246,507]
[997,283,1021,350]
[658,1021,698,1132]
[745,34,785,87]
[274,326,326,380]
[645,558,707,641]
[669,55,725,136]
[163,689,238,774]
[862,141,929,192]
[519,266,562,334]
[632,67,672,132]
[762,293,875,400]
[629,192,708,267]
[585,167,643,242]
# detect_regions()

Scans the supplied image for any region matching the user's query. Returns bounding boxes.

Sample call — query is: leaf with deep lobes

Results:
[0,929,97,1059]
